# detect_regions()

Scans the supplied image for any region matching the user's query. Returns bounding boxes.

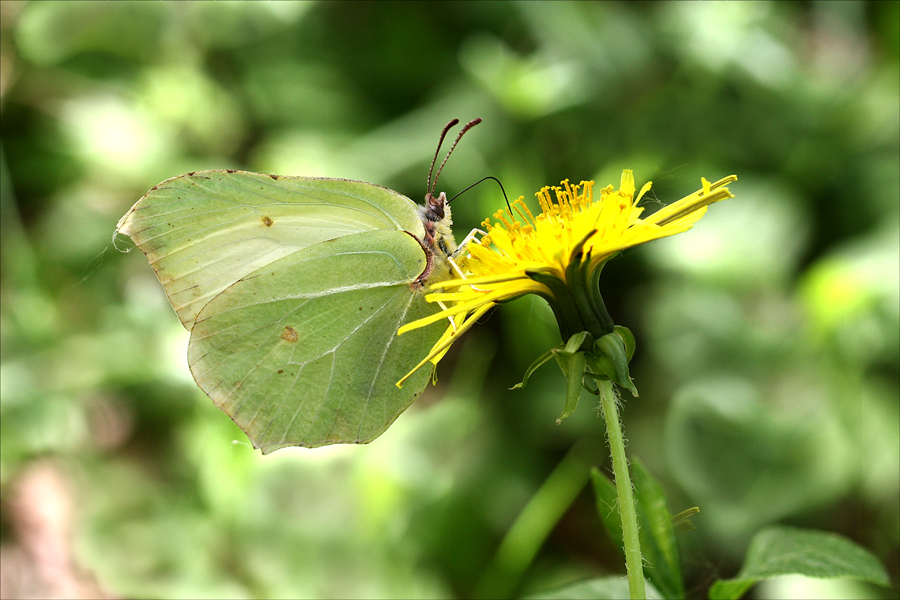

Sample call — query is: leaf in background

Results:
[708,526,892,600]
[663,378,851,543]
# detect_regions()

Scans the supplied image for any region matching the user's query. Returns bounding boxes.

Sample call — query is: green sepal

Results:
[510,331,593,391]
[552,331,593,423]
[563,330,593,353]
[585,327,638,396]
[509,348,556,391]
[613,325,636,363]
[582,374,600,395]
[511,332,596,423]
[555,350,586,424]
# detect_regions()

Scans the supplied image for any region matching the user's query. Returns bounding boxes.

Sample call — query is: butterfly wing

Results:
[116,171,426,330]
[188,229,443,452]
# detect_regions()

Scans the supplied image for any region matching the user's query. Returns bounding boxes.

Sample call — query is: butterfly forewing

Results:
[117,171,427,330]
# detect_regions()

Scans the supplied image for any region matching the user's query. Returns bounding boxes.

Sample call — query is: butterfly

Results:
[116,118,481,453]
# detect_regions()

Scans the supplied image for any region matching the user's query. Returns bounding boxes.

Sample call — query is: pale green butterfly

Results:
[117,118,481,453]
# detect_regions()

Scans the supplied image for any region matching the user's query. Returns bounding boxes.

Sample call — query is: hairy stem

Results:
[598,379,645,599]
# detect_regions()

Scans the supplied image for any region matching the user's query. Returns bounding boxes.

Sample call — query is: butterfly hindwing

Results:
[187,229,444,453]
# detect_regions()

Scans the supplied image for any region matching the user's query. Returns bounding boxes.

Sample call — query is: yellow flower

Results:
[396,169,736,387]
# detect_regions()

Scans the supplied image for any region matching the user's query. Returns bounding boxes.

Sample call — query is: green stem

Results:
[598,379,645,600]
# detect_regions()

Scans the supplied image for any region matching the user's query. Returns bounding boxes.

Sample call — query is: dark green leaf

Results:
[631,458,685,600]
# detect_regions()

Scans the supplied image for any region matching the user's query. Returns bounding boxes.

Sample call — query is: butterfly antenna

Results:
[448,176,513,214]
[431,118,482,195]
[427,118,460,196]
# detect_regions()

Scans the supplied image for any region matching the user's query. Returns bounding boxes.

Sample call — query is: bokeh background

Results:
[1,2,897,599]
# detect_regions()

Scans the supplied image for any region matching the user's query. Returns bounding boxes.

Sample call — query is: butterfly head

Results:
[419,118,481,266]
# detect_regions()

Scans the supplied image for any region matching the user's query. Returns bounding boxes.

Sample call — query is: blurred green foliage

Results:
[1,2,897,599]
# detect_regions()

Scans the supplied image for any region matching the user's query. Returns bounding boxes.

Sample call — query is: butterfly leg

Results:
[436,227,490,332]
[448,227,488,290]
[452,228,487,260]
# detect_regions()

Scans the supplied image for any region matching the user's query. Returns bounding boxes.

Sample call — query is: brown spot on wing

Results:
[280,326,299,343]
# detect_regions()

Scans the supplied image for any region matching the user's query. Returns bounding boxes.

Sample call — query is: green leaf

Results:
[664,379,851,540]
[591,461,687,600]
[630,458,686,600]
[476,442,596,599]
[512,331,592,419]
[709,526,892,600]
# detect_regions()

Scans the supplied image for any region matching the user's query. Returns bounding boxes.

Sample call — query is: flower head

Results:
[397,170,736,387]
